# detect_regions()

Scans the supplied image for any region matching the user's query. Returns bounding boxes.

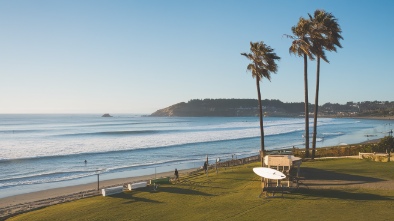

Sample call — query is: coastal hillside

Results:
[150,99,305,117]
[150,99,394,117]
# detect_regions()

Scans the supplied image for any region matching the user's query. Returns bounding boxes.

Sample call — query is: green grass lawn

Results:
[304,158,394,180]
[8,159,394,221]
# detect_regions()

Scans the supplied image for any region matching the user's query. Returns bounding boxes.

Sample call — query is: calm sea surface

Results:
[0,114,392,198]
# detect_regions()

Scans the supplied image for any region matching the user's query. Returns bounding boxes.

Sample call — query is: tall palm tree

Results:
[309,10,343,159]
[286,17,315,158]
[241,41,280,166]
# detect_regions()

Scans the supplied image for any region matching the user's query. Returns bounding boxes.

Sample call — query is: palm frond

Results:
[241,41,280,82]
[286,17,315,60]
[308,9,343,62]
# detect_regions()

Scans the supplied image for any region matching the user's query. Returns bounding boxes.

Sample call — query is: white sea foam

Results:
[322,132,345,136]
[0,115,391,197]
[0,172,96,188]
[0,120,304,160]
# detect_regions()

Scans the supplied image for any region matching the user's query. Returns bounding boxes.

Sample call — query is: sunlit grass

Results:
[8,159,394,221]
[304,158,394,180]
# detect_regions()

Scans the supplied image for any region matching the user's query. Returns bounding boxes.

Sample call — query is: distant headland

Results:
[150,99,394,118]
[102,113,113,117]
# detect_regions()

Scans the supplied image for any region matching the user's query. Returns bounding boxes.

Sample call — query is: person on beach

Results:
[174,168,179,181]
[203,161,207,173]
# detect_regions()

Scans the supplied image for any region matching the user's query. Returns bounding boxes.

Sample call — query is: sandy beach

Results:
[1,115,391,218]
[352,116,394,120]
[0,133,386,210]
[0,168,197,209]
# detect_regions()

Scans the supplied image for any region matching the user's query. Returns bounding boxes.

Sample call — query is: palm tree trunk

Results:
[303,53,310,158]
[256,77,265,166]
[312,57,321,159]
[256,77,265,188]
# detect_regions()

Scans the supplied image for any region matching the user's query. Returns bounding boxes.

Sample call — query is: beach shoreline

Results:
[350,116,394,120]
[1,136,386,210]
[0,168,196,209]
[1,115,391,217]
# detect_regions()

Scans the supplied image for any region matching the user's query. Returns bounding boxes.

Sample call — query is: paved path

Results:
[299,167,394,190]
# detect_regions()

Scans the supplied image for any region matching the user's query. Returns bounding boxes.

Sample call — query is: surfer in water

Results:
[84,160,87,164]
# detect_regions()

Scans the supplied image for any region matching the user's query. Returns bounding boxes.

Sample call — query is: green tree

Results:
[309,10,343,159]
[378,135,394,162]
[287,17,315,158]
[241,42,280,166]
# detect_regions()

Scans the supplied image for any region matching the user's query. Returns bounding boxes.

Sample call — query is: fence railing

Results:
[0,190,99,219]
[0,154,263,219]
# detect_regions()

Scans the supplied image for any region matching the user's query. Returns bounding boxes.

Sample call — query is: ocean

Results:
[0,114,392,198]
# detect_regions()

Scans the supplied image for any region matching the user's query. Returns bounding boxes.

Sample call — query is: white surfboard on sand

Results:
[253,167,286,180]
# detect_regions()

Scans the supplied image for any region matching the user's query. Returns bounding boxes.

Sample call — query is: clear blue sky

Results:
[1,0,393,114]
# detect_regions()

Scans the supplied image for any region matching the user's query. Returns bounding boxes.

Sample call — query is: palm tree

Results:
[241,42,280,166]
[286,17,315,158]
[309,10,343,159]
